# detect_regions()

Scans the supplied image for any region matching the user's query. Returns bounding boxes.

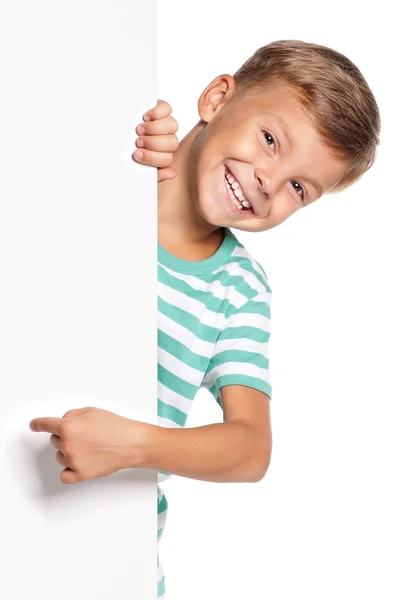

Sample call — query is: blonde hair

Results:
[231,40,381,194]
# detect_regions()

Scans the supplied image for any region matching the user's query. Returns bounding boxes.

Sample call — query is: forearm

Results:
[135,420,267,483]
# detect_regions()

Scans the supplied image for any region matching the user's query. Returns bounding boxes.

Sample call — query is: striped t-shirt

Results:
[156,226,272,598]
[157,226,272,482]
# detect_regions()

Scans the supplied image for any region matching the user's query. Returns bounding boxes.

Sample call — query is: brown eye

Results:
[291,181,306,203]
[263,130,276,151]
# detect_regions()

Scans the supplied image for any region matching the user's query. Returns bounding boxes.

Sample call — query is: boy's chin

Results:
[198,202,248,230]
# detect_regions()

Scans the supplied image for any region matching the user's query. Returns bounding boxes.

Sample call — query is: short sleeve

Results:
[201,292,272,409]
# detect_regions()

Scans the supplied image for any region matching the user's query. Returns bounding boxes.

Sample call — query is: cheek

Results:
[223,129,254,158]
[272,201,299,226]
[235,128,255,151]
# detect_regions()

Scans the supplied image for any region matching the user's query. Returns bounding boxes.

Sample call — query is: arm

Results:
[136,386,272,484]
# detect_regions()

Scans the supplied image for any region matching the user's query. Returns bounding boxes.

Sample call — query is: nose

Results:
[256,175,269,198]
[255,168,275,199]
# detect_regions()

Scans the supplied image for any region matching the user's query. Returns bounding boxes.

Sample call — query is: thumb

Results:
[158,167,177,183]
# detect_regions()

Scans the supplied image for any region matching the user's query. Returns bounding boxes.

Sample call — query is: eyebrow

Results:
[268,113,324,198]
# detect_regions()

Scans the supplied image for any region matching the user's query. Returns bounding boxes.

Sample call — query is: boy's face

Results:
[191,77,348,233]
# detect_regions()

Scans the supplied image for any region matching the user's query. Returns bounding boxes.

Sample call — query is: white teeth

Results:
[227,184,242,208]
[225,169,252,207]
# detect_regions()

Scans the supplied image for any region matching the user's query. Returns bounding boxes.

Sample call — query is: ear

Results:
[197,74,237,123]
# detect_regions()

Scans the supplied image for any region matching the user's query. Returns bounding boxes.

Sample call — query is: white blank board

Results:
[0,2,158,599]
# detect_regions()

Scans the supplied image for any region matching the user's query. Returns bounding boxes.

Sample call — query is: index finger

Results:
[143,99,172,121]
[29,417,63,436]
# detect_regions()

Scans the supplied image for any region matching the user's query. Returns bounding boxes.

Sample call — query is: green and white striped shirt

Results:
[157,227,272,484]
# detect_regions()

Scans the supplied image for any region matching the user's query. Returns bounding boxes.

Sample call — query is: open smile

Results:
[223,166,254,215]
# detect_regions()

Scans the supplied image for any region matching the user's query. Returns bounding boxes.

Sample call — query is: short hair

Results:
[231,40,381,194]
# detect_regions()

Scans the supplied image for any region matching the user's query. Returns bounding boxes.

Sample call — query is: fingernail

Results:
[143,114,151,121]
[134,150,143,160]
[136,138,144,147]
[137,125,145,134]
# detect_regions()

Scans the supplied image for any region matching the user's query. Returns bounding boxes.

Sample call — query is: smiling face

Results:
[190,76,349,233]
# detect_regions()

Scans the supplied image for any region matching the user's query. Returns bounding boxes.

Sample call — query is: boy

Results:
[133,39,380,598]
[30,40,380,599]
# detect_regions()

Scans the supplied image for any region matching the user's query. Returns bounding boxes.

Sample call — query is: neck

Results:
[157,120,223,251]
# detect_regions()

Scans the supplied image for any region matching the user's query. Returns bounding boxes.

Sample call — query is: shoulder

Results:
[222,229,272,312]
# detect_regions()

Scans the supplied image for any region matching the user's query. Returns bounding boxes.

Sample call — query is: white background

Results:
[0,2,158,599]
[158,1,398,598]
